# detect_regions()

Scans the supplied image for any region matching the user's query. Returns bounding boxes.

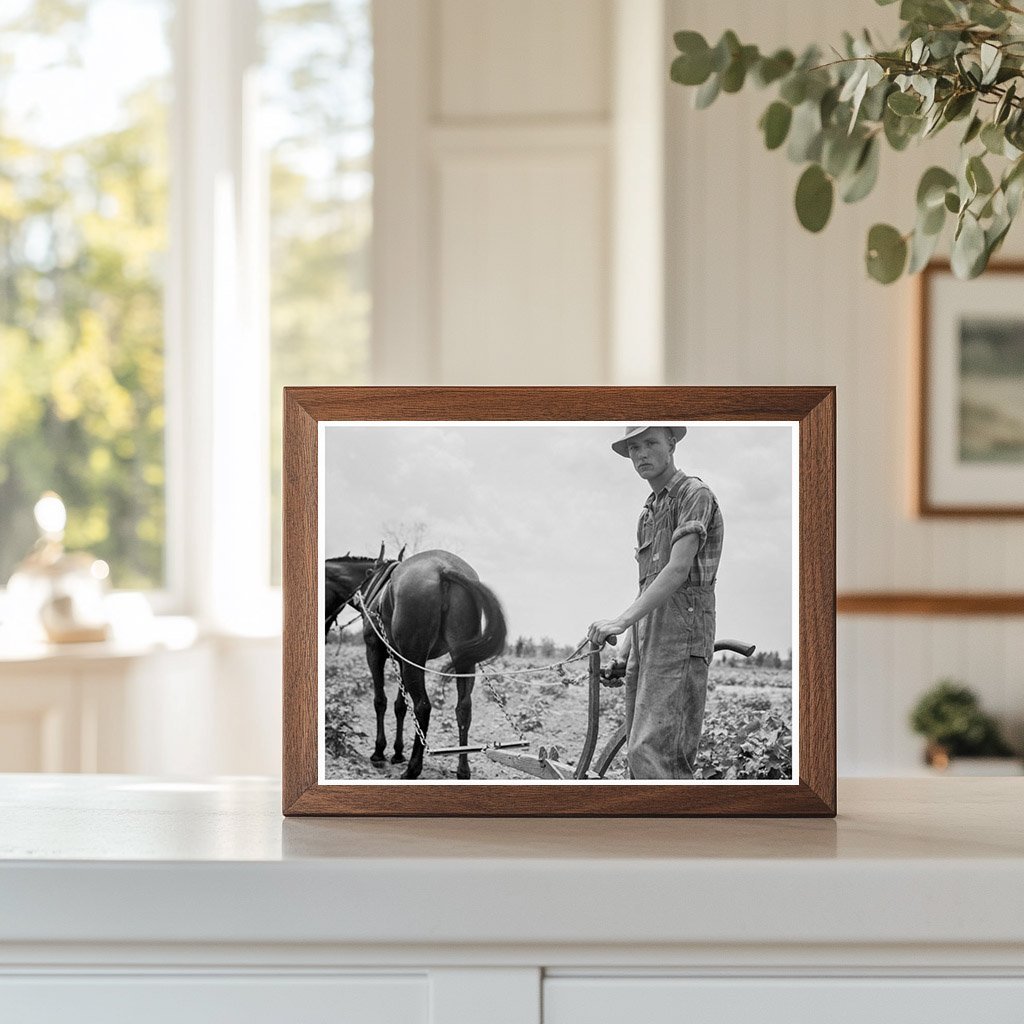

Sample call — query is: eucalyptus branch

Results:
[670,2,1024,283]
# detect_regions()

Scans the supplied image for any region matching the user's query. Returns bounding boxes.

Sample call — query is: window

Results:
[261,0,373,582]
[0,0,172,589]
[0,0,373,620]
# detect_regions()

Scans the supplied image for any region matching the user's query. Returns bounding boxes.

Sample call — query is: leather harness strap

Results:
[359,559,398,616]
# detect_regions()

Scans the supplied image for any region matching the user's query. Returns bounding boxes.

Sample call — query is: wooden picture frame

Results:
[283,387,836,817]
[916,261,1024,517]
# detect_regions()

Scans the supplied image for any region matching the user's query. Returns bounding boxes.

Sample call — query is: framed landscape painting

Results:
[282,387,836,816]
[917,262,1024,516]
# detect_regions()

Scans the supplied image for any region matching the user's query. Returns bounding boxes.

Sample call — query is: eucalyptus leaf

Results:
[674,29,707,53]
[986,212,1012,260]
[967,154,995,195]
[822,129,863,178]
[981,122,1006,155]
[908,221,942,273]
[721,44,758,92]
[842,137,880,203]
[980,42,1002,86]
[1003,157,1024,216]
[921,199,946,235]
[904,0,958,28]
[951,211,986,278]
[922,103,946,137]
[820,85,841,126]
[884,106,921,150]
[795,164,834,232]
[861,80,893,122]
[710,31,740,73]
[760,102,793,150]
[888,91,921,115]
[866,223,908,283]
[962,115,983,145]
[694,73,721,109]
[1006,171,1024,218]
[970,2,1009,30]
[671,46,712,87]
[995,82,1017,124]
[942,91,974,122]
[787,101,823,162]
[913,75,937,112]
[779,73,807,106]
[754,49,795,87]
[917,166,957,210]
[958,163,977,207]
[927,30,962,60]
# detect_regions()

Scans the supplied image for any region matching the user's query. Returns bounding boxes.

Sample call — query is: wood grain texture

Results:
[282,392,319,813]
[838,592,1024,616]
[282,387,836,817]
[916,260,1024,518]
[799,388,837,814]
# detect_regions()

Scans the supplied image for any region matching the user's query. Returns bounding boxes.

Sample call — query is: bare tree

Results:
[381,520,430,556]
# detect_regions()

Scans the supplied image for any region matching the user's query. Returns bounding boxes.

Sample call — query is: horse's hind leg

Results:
[454,666,475,780]
[391,690,407,764]
[400,663,431,780]
[366,638,389,765]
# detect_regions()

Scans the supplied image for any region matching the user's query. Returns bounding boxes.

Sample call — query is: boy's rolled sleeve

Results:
[669,487,715,549]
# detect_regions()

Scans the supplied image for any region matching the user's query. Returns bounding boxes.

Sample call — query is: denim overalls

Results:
[624,472,722,779]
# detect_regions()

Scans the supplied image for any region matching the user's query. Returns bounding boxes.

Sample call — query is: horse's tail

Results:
[439,569,507,665]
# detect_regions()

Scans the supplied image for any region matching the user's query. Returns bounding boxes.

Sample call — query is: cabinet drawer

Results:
[544,977,1024,1024]
[0,974,427,1024]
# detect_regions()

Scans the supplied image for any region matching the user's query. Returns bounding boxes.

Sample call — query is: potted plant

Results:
[909,679,1020,772]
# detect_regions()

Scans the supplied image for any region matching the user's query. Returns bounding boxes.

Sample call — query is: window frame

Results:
[166,0,280,633]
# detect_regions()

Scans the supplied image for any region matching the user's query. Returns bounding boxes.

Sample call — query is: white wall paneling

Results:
[664,0,1024,774]
[436,145,608,383]
[611,0,665,384]
[374,0,668,386]
[437,0,610,120]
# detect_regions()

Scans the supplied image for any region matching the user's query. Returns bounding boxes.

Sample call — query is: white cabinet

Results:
[0,628,281,776]
[1,777,1022,1023]
[0,975,428,1024]
[0,640,211,773]
[544,977,1024,1024]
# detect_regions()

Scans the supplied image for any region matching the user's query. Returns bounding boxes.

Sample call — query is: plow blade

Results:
[485,748,600,780]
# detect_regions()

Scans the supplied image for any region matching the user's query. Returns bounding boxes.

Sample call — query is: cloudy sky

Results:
[323,422,795,656]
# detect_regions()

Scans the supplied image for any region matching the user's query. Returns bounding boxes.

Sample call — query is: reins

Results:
[351,590,593,679]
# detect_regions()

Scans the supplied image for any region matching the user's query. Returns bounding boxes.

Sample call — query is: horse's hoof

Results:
[400,768,421,780]
[391,752,406,764]
[370,751,386,764]
[456,767,471,780]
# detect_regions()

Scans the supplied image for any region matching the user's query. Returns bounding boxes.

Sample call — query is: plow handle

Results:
[713,638,756,659]
[573,643,603,780]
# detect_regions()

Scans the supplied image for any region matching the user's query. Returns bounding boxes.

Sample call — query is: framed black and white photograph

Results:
[283,387,835,816]
[917,262,1024,517]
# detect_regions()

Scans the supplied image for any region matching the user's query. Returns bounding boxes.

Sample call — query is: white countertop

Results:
[1,776,1022,950]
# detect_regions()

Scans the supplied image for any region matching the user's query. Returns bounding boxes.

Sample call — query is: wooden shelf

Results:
[838,592,1024,616]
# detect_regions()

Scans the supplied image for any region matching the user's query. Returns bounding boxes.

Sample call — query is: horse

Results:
[359,549,507,781]
[323,544,406,639]
[324,552,380,639]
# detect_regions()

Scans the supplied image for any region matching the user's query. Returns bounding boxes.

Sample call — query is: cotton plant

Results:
[670,0,1024,282]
